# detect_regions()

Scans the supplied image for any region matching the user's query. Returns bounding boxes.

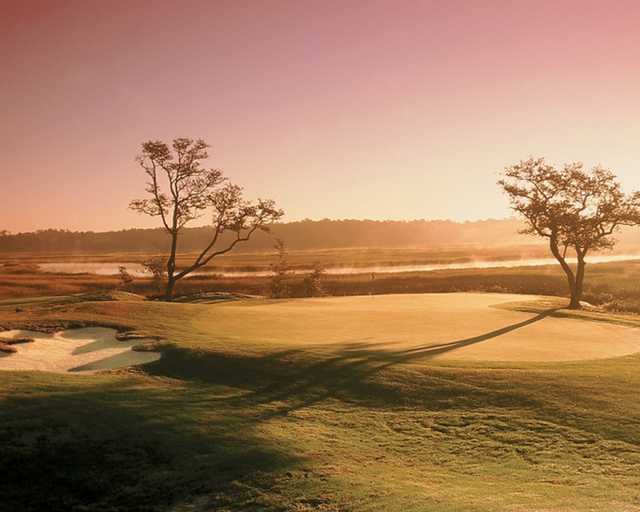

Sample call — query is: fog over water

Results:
[38,254,640,278]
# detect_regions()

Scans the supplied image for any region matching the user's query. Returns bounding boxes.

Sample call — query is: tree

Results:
[268,238,291,298]
[303,263,326,297]
[142,256,166,291]
[130,138,284,299]
[499,158,640,309]
[117,266,134,289]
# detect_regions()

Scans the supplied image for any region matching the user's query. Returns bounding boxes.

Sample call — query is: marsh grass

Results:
[4,250,640,315]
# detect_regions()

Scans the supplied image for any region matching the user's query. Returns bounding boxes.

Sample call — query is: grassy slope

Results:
[1,295,640,511]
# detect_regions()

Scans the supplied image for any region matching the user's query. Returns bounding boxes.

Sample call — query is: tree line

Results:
[0,219,537,253]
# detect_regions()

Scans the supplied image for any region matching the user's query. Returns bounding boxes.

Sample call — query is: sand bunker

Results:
[0,327,161,373]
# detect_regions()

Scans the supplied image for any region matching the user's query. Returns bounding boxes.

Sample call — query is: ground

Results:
[1,292,640,511]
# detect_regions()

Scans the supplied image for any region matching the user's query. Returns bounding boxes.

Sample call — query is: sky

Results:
[2,0,640,232]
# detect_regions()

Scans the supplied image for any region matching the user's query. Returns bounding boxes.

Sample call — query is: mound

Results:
[194,293,640,362]
[84,291,147,302]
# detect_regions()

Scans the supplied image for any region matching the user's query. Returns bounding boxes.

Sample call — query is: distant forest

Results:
[2,219,639,254]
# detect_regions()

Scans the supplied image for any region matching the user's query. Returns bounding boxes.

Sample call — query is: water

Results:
[39,262,151,277]
[38,254,640,278]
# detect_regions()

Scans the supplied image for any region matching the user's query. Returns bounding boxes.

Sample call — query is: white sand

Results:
[0,327,161,373]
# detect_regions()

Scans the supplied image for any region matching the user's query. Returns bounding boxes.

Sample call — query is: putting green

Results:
[195,293,640,362]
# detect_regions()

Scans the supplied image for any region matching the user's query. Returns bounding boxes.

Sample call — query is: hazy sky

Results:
[2,0,640,232]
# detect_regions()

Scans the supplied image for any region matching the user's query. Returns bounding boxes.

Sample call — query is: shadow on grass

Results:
[0,377,300,512]
[150,310,557,421]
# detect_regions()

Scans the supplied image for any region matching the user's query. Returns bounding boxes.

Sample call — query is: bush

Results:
[302,263,326,297]
[142,257,166,291]
[117,266,134,289]
[268,239,291,298]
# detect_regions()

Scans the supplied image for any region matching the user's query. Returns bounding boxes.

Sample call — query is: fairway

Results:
[2,291,640,511]
[192,293,640,362]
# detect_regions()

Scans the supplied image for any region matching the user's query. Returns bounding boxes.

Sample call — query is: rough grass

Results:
[2,245,552,268]
[1,295,640,511]
[4,250,640,315]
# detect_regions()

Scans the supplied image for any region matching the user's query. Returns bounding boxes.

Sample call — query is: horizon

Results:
[2,216,525,236]
[3,0,640,232]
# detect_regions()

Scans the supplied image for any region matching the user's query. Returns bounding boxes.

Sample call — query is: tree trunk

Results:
[568,291,581,309]
[164,229,179,300]
[569,253,587,310]
[549,238,580,309]
[165,276,176,300]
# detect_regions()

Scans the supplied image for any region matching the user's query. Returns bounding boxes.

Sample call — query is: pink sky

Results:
[2,0,640,232]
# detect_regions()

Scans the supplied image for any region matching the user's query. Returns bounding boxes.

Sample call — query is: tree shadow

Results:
[69,350,161,372]
[70,337,129,355]
[0,308,574,511]
[341,308,558,361]
[149,309,558,420]
[0,377,300,512]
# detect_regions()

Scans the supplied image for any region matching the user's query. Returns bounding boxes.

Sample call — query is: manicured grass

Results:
[1,294,640,511]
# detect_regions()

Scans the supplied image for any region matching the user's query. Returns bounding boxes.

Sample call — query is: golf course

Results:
[5,3,640,509]
[2,291,640,511]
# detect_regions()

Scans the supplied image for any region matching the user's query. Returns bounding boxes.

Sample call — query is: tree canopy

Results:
[499,157,640,308]
[130,138,283,298]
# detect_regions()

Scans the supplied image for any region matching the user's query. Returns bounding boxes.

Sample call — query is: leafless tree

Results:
[499,158,640,309]
[130,138,284,299]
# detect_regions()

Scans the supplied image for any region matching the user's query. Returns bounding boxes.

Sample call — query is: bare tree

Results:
[499,158,640,309]
[130,138,284,299]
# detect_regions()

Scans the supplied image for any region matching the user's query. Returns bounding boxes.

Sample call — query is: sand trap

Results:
[0,327,161,373]
[200,293,640,362]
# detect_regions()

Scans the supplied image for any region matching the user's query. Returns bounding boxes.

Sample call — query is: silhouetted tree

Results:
[117,266,134,289]
[142,256,166,291]
[303,263,326,297]
[499,158,640,309]
[268,239,291,298]
[130,138,283,299]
